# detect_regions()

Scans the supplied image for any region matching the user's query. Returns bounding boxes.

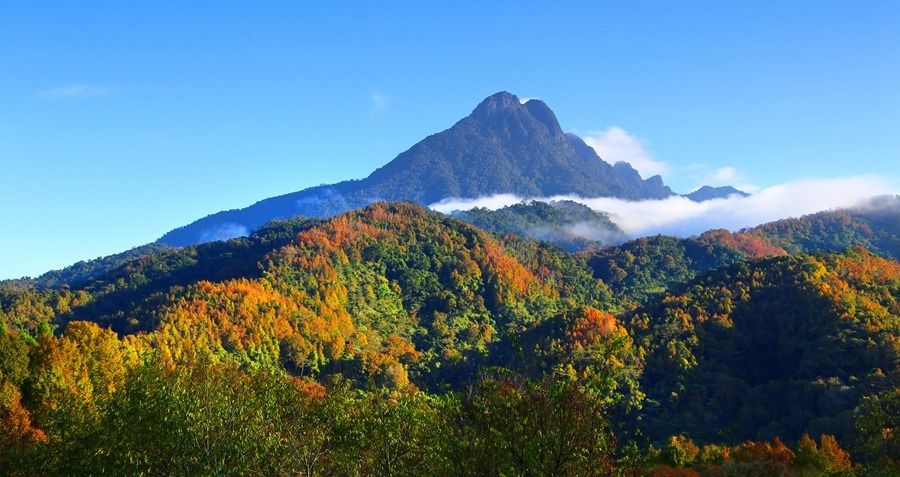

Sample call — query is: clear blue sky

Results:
[1,1,899,279]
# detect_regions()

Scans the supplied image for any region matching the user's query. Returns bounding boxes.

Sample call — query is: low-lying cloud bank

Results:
[430,176,896,239]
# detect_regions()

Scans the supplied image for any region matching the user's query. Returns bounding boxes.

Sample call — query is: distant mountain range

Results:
[683,185,749,202]
[159,92,735,247]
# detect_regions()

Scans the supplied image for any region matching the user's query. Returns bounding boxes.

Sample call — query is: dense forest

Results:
[2,202,898,476]
[749,196,900,260]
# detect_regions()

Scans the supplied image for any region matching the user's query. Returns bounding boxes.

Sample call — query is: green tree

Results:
[441,374,617,477]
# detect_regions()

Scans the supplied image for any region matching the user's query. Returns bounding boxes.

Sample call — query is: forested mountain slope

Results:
[749,195,900,259]
[0,243,171,291]
[632,248,899,444]
[1,203,897,475]
[2,203,631,393]
[586,235,747,304]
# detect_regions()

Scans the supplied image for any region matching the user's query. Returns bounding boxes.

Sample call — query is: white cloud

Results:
[708,166,738,184]
[685,165,758,193]
[431,194,524,213]
[429,175,895,239]
[370,92,390,110]
[199,223,249,242]
[38,84,111,99]
[582,127,668,178]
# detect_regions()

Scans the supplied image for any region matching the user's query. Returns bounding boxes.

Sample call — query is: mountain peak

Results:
[471,91,522,118]
[469,92,564,137]
[159,91,676,246]
[522,98,561,132]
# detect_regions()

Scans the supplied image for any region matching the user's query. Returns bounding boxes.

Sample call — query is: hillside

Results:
[673,195,900,263]
[586,235,746,304]
[633,248,900,445]
[2,202,898,475]
[1,203,626,391]
[451,200,624,251]
[17,196,898,293]
[158,92,674,247]
[0,243,171,291]
[749,195,900,259]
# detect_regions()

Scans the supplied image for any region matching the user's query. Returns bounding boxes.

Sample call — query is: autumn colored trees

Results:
[630,250,900,447]
[1,202,898,475]
[2,343,620,476]
[644,433,856,476]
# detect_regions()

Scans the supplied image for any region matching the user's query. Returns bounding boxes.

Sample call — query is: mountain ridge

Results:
[158,92,674,246]
[9,195,900,291]
[684,185,750,202]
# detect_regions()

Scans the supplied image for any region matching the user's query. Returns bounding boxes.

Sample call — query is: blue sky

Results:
[1,1,899,279]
